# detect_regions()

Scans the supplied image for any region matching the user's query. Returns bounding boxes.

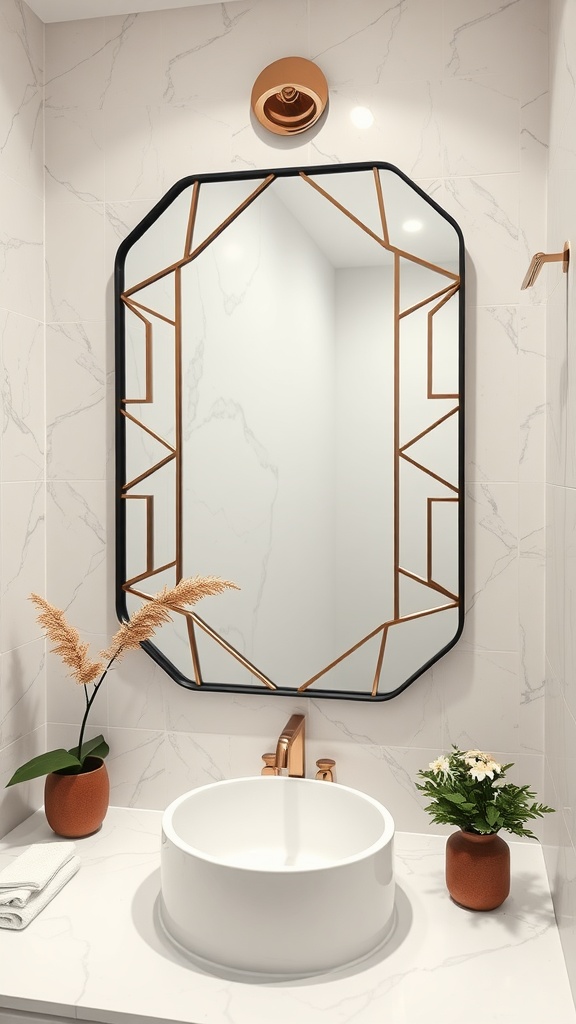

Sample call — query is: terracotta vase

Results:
[445,828,510,910]
[44,756,110,838]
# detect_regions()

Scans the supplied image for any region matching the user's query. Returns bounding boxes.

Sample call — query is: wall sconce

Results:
[251,56,328,136]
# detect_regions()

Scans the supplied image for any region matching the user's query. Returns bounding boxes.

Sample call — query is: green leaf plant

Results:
[415,748,554,839]
[6,577,239,787]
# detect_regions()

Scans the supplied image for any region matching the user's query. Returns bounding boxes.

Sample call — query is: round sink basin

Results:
[159,776,395,977]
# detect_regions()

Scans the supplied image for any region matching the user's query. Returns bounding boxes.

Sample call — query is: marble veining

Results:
[0,806,573,1024]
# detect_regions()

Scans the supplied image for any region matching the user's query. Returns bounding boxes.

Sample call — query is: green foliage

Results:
[416,748,554,839]
[68,734,109,762]
[6,734,109,787]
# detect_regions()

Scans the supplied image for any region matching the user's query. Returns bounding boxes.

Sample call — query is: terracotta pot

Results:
[445,828,510,910]
[44,756,110,838]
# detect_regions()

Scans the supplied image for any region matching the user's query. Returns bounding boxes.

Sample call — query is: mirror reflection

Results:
[115,163,464,700]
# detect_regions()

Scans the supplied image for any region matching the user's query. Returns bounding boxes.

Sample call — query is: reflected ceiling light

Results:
[224,242,243,262]
[350,106,374,129]
[402,219,424,233]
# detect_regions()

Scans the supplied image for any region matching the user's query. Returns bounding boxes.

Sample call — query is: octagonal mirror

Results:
[115,162,464,701]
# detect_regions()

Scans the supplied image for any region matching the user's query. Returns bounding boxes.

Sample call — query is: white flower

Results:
[429,755,450,775]
[464,750,501,773]
[469,764,497,782]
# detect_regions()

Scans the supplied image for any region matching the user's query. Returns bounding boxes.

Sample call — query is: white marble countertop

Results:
[0,806,574,1024]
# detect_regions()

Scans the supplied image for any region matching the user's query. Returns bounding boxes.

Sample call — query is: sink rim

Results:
[162,775,395,873]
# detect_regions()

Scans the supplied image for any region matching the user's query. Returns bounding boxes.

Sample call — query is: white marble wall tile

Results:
[0,311,44,483]
[443,0,542,80]
[45,201,106,323]
[107,647,166,732]
[548,0,576,154]
[546,661,566,816]
[546,483,566,686]
[230,124,311,176]
[162,0,303,106]
[0,638,45,749]
[518,482,545,754]
[441,74,520,177]
[439,648,521,754]
[45,18,107,111]
[160,101,234,184]
[46,321,109,481]
[103,726,166,809]
[545,245,571,488]
[560,702,576,842]
[441,175,520,308]
[164,683,305,738]
[305,81,443,179]
[560,267,576,490]
[308,668,443,749]
[465,305,518,483]
[0,171,43,321]
[45,105,104,205]
[461,482,518,652]
[560,484,576,722]
[342,742,447,835]
[519,89,548,303]
[0,0,43,197]
[544,751,563,861]
[164,730,231,806]
[101,13,169,113]
[544,802,576,973]
[519,303,546,482]
[0,482,44,653]
[46,481,107,634]
[547,155,576,296]
[0,728,45,839]
[309,0,443,87]
[104,104,166,203]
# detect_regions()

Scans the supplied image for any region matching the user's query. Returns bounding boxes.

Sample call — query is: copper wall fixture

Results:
[521,241,570,289]
[251,57,328,135]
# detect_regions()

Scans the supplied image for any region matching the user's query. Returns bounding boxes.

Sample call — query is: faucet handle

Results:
[315,758,336,782]
[261,753,279,776]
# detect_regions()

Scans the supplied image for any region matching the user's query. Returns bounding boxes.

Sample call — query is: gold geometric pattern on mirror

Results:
[116,163,464,699]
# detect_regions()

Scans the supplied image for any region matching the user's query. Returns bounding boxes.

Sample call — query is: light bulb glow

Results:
[402,219,424,233]
[350,106,374,129]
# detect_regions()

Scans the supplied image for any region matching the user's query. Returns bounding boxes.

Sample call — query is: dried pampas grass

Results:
[30,575,240,684]
[29,593,103,685]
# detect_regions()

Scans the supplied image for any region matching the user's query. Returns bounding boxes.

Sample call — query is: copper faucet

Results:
[274,713,305,778]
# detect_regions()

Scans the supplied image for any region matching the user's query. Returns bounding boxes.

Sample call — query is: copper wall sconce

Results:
[251,56,328,135]
[521,241,570,289]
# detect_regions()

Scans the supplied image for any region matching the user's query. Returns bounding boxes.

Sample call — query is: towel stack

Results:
[0,842,80,930]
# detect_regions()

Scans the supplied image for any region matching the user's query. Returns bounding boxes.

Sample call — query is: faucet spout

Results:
[274,714,305,778]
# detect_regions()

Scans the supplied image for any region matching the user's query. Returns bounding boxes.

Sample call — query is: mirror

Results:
[115,162,464,701]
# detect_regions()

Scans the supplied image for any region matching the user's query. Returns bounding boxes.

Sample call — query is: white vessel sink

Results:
[159,775,395,977]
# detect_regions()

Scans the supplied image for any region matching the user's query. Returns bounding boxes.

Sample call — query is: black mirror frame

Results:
[114,160,465,702]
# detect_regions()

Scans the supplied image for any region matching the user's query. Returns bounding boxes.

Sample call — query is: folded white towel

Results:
[0,854,80,929]
[0,842,77,908]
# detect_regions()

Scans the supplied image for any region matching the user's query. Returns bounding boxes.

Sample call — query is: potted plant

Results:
[6,576,238,837]
[416,747,554,910]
